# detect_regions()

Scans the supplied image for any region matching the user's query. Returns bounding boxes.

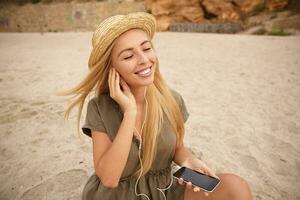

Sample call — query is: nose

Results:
[137,50,148,65]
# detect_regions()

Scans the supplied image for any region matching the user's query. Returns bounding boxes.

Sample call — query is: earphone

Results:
[133,87,174,200]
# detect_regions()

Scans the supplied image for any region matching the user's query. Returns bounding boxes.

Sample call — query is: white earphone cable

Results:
[134,140,151,200]
[133,87,174,200]
[134,87,150,200]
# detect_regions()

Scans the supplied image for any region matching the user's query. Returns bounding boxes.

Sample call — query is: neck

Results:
[130,86,147,105]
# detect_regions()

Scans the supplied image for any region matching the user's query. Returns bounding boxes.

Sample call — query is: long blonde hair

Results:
[56,39,185,177]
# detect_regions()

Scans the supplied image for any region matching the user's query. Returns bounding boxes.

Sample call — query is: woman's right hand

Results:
[108,68,137,114]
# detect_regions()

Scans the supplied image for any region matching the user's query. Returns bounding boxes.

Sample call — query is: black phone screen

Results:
[173,167,220,192]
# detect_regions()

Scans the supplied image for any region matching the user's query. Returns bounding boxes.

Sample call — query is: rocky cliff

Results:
[144,0,289,30]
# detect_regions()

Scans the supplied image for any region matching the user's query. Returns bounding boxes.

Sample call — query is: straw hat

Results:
[88,12,157,69]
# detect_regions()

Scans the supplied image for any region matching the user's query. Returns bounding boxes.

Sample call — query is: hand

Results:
[178,157,219,196]
[108,68,137,114]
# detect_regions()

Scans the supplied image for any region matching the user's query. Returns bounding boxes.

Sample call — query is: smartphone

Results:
[173,167,221,192]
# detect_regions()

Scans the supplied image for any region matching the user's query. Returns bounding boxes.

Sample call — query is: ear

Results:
[119,77,131,93]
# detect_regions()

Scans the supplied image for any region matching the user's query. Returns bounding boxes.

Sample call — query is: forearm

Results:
[96,111,136,186]
[173,144,198,166]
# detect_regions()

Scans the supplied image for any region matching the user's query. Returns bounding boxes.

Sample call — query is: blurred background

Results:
[0,0,300,35]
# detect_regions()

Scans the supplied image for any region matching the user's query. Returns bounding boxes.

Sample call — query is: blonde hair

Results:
[56,38,185,177]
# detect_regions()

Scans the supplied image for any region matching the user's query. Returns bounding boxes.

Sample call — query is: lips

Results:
[135,66,152,77]
[134,66,152,74]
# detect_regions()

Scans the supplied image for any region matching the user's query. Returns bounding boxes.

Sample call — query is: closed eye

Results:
[123,48,151,60]
[124,55,133,60]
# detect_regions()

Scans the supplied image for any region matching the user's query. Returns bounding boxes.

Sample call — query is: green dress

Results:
[81,89,189,200]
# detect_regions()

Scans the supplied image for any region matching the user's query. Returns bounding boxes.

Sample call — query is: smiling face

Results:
[110,28,157,89]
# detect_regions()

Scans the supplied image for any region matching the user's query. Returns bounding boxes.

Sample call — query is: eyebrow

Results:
[118,40,151,57]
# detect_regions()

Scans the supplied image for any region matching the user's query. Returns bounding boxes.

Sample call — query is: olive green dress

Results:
[81,89,189,200]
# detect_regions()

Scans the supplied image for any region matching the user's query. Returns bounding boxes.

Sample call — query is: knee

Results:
[219,173,252,200]
[223,173,249,187]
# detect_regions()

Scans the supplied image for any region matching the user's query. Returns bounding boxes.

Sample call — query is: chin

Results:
[132,71,155,86]
[136,78,154,87]
[143,73,155,85]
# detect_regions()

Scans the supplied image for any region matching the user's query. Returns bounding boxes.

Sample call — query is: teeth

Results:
[137,67,151,75]
[138,68,150,75]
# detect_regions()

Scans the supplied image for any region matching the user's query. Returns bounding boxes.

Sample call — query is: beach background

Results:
[0,32,299,200]
[0,0,300,200]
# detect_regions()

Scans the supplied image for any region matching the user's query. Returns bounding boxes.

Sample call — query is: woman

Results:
[59,12,252,200]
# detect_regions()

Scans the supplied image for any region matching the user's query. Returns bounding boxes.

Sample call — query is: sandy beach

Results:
[0,32,299,200]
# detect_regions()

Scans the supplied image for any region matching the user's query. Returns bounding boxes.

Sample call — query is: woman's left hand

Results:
[178,157,219,196]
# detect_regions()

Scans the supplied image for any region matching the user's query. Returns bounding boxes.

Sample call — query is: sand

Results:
[0,32,299,200]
